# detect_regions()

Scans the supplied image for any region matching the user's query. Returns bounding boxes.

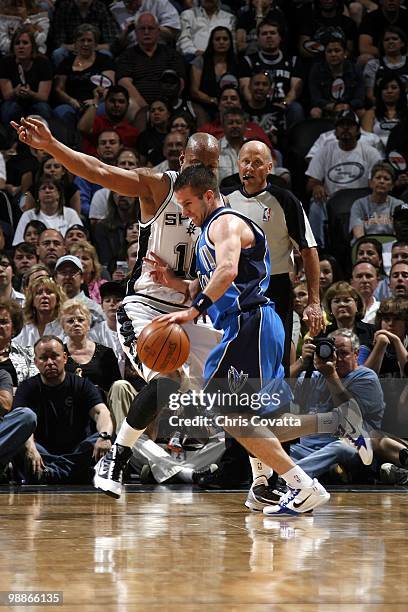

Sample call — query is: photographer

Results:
[288,329,384,480]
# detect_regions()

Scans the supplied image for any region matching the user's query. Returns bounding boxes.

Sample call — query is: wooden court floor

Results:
[1,487,408,611]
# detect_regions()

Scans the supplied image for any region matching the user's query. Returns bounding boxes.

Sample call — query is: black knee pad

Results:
[126,377,180,430]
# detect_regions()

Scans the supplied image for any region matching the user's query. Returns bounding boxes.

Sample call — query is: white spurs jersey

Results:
[127,171,199,304]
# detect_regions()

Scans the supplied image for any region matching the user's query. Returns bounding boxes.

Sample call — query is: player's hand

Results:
[144,251,176,287]
[11,117,52,150]
[155,307,199,325]
[303,303,325,337]
[93,438,112,461]
[25,447,45,476]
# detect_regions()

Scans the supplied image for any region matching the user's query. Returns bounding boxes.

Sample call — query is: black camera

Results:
[314,337,336,361]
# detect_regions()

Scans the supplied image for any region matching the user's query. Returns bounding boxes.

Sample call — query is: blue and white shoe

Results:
[263,479,330,516]
[334,399,373,465]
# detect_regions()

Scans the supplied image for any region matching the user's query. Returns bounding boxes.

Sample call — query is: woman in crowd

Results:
[0,25,53,126]
[136,99,171,166]
[0,0,50,55]
[23,219,47,247]
[54,23,115,130]
[190,26,239,119]
[362,75,408,148]
[364,27,408,104]
[319,252,343,298]
[14,276,66,345]
[69,240,107,304]
[0,299,38,386]
[350,162,404,240]
[12,177,83,245]
[169,111,197,140]
[21,263,50,295]
[309,31,364,119]
[323,280,375,350]
[21,155,81,214]
[60,299,121,394]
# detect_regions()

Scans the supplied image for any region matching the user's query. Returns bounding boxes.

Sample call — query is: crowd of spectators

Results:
[1,0,408,490]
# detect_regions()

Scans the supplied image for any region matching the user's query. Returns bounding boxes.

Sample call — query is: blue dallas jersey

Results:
[196,207,271,329]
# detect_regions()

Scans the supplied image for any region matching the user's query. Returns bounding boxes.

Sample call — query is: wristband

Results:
[192,292,213,314]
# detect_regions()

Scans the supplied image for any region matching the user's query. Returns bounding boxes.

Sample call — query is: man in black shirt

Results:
[14,336,114,484]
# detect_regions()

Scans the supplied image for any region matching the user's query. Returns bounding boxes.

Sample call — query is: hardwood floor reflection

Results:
[1,489,408,610]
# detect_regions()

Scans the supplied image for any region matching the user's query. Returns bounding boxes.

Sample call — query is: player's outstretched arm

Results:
[11,118,167,201]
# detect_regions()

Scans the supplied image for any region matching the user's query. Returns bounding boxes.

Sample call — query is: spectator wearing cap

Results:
[78,85,140,157]
[116,12,185,116]
[308,32,365,119]
[53,255,104,326]
[0,251,25,306]
[190,26,239,120]
[12,177,83,246]
[306,109,382,247]
[12,242,38,292]
[110,0,180,50]
[64,225,89,251]
[177,0,235,63]
[349,162,404,241]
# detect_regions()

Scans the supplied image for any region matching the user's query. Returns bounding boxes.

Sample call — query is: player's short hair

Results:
[174,165,219,198]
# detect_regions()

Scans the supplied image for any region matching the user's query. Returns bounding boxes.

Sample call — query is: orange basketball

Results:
[137,320,190,373]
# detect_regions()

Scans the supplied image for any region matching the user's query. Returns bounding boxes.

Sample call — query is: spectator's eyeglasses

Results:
[0,261,11,269]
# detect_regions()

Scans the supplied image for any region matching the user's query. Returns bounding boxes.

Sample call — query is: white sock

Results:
[281,465,313,489]
[115,420,145,448]
[178,468,194,483]
[316,412,339,434]
[249,457,273,481]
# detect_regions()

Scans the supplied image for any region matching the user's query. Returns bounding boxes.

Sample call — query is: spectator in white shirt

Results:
[177,0,235,62]
[351,261,380,323]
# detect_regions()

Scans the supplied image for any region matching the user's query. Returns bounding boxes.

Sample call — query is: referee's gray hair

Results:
[328,328,360,352]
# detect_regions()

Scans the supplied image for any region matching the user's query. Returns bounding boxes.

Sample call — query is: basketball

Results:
[137,320,190,373]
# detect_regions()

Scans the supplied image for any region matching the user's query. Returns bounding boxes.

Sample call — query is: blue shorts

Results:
[203,304,285,414]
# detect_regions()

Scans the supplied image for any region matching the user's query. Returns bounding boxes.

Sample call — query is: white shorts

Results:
[117,293,222,385]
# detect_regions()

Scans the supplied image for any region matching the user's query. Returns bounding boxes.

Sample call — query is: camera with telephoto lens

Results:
[314,337,336,361]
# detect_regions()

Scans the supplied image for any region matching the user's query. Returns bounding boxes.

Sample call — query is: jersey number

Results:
[174,242,194,277]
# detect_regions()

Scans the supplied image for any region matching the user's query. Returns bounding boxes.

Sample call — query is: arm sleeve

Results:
[278,188,317,250]
[177,11,197,56]
[157,0,180,29]
[80,377,105,411]
[13,378,35,409]
[349,198,365,232]
[305,150,326,181]
[0,370,13,396]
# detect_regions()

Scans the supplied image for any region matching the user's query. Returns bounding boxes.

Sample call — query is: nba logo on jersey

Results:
[228,366,248,393]
[263,207,271,222]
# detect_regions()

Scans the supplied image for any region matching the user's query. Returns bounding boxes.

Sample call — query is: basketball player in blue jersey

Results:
[153,165,372,515]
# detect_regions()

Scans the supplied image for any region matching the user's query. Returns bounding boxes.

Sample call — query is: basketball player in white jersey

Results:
[12,118,223,498]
